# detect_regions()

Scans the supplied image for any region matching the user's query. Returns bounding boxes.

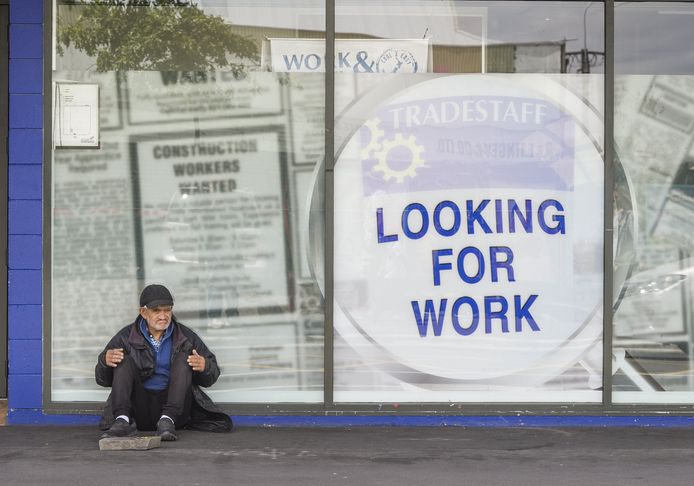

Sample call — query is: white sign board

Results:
[331,74,605,401]
[125,71,283,125]
[267,39,430,73]
[132,128,293,318]
[54,83,100,148]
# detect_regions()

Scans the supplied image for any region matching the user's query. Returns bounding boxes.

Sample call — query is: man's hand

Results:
[187,349,206,372]
[105,348,125,368]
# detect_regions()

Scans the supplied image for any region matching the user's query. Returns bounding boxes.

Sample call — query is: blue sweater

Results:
[138,318,174,391]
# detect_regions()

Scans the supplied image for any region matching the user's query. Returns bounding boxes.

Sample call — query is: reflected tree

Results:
[58,0,259,73]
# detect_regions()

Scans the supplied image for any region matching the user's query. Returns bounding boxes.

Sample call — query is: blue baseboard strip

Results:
[8,409,100,425]
[232,415,694,428]
[7,410,694,427]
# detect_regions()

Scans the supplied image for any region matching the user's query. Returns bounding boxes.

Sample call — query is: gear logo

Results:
[360,117,385,159]
[373,133,425,183]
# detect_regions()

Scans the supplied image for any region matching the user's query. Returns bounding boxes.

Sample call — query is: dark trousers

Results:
[110,352,192,430]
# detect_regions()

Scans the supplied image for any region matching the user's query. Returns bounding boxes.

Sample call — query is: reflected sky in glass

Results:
[616,2,694,74]
[60,2,694,74]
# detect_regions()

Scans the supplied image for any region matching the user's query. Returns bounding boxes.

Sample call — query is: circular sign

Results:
[319,74,605,387]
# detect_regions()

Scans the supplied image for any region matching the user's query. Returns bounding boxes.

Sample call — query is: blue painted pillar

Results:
[7,0,44,423]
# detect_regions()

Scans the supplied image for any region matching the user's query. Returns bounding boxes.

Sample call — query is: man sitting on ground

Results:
[96,284,231,440]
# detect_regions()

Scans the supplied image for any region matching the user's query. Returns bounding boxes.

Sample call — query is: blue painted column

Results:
[7,0,44,423]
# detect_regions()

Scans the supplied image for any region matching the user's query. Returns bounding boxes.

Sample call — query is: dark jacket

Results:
[96,316,232,432]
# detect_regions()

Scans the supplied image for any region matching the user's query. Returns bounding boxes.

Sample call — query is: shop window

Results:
[330,1,606,403]
[613,2,694,403]
[50,0,325,404]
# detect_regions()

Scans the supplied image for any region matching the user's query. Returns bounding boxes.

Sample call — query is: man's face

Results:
[140,305,173,334]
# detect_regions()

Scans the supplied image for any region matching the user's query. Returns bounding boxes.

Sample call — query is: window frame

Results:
[41,0,694,416]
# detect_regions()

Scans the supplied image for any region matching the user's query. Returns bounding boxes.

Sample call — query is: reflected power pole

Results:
[564,48,605,73]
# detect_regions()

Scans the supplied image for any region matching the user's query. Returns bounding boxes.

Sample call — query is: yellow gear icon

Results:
[360,117,385,159]
[373,133,425,183]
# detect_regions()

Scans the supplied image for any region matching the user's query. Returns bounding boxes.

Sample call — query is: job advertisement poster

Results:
[614,76,694,236]
[614,246,688,337]
[331,74,605,402]
[56,71,121,130]
[287,72,356,165]
[54,83,100,148]
[125,71,284,125]
[205,322,302,399]
[286,73,326,166]
[131,128,294,319]
[51,137,140,399]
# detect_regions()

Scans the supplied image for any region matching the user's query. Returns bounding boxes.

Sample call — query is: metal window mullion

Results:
[323,0,335,408]
[42,0,54,411]
[603,0,615,408]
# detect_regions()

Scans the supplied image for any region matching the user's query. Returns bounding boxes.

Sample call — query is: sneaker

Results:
[156,417,178,441]
[101,418,137,438]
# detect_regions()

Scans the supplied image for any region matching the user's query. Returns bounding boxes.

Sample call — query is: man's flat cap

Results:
[139,284,174,308]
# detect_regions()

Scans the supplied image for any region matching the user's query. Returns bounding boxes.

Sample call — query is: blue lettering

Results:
[490,246,515,282]
[484,296,509,333]
[378,198,565,244]
[282,54,304,71]
[411,299,447,337]
[514,295,540,332]
[494,199,503,233]
[376,208,398,243]
[354,51,374,73]
[538,199,565,234]
[412,294,541,337]
[432,249,453,286]
[433,200,461,237]
[338,52,352,68]
[451,297,479,336]
[304,54,322,70]
[402,202,429,239]
[456,246,484,284]
[466,199,492,234]
[509,199,533,233]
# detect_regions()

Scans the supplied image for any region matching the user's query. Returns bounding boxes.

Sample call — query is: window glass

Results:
[613,2,694,403]
[51,0,324,403]
[331,1,605,403]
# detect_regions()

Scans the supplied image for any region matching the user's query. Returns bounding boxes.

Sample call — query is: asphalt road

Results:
[1,425,693,485]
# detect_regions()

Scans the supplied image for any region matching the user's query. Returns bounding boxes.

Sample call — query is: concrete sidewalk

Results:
[0,424,693,485]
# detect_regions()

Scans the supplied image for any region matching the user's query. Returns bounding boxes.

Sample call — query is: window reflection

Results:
[613,3,694,401]
[57,1,259,72]
[51,0,325,403]
[332,0,604,74]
